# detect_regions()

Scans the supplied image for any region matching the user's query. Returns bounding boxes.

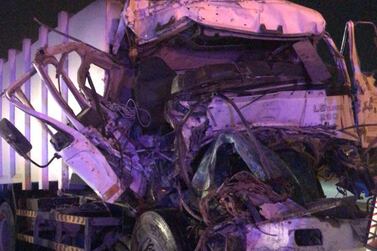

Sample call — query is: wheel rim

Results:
[132,211,180,251]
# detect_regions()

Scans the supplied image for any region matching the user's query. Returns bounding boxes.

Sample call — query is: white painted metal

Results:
[8,49,16,178]
[5,85,126,202]
[39,26,49,190]
[22,39,32,190]
[0,0,117,188]
[246,217,366,250]
[342,21,377,148]
[58,11,70,190]
[124,0,326,45]
[59,129,126,203]
[205,91,356,140]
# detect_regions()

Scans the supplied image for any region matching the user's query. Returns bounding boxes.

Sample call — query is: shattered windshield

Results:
[153,27,346,98]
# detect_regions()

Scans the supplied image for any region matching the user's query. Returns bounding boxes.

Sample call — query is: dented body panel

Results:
[1,1,377,251]
[246,217,367,251]
[124,0,326,44]
[206,91,356,137]
[342,21,377,148]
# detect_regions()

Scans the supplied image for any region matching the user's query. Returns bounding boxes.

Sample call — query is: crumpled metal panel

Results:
[358,74,377,147]
[60,131,125,203]
[343,21,377,148]
[246,217,367,250]
[206,91,357,141]
[192,132,298,194]
[124,0,326,44]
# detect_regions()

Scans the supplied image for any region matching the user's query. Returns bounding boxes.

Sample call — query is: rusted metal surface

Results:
[199,171,288,225]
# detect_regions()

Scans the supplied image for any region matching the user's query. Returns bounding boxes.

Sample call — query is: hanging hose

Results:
[24,153,61,168]
[125,99,151,128]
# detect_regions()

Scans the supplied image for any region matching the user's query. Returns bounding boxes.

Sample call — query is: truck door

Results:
[342,21,377,148]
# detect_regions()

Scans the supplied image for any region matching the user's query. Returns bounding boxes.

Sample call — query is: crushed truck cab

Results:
[1,1,377,250]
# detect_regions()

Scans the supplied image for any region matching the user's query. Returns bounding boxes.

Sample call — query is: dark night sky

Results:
[0,0,95,58]
[291,0,377,71]
[0,0,376,69]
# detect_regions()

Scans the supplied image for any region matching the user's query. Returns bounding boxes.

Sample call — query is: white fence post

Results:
[8,49,16,178]
[23,39,32,190]
[58,11,70,189]
[0,0,114,189]
[39,26,49,190]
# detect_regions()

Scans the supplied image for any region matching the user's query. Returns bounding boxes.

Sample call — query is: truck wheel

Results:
[131,210,184,251]
[0,202,15,251]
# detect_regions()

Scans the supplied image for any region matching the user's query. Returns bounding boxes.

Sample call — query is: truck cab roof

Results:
[124,0,326,44]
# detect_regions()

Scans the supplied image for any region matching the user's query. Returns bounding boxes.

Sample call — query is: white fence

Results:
[0,0,123,190]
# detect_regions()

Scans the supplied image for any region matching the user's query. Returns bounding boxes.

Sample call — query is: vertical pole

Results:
[58,11,69,189]
[0,59,3,177]
[23,39,32,190]
[39,26,49,190]
[8,49,16,178]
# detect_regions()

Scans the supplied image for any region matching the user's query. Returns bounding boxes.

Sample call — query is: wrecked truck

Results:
[0,0,377,250]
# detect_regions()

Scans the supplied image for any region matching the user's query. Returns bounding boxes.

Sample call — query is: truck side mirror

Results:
[0,118,32,157]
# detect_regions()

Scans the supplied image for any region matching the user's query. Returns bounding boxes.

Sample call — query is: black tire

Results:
[0,202,15,251]
[131,210,185,251]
